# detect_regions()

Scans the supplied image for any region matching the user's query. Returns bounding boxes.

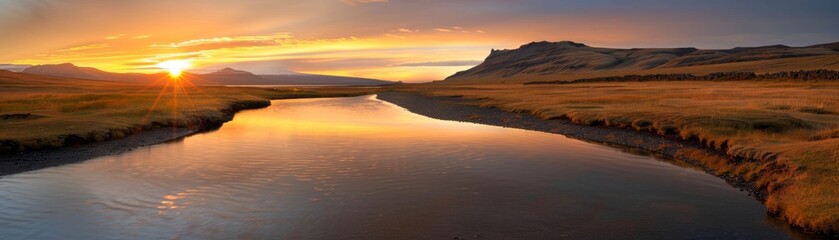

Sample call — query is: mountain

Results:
[258,74,393,86]
[445,41,839,83]
[18,64,393,86]
[194,67,277,85]
[0,64,31,72]
[810,42,839,51]
[22,63,156,83]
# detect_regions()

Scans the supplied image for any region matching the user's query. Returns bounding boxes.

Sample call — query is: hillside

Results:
[17,64,393,86]
[22,63,154,83]
[258,74,393,86]
[445,41,839,83]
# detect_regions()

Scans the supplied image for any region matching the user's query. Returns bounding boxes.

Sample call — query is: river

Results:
[0,95,804,239]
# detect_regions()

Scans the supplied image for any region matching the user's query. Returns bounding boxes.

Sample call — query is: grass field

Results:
[395,80,839,233]
[0,70,376,152]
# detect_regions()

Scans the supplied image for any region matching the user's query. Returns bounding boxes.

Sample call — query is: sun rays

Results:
[156,60,192,78]
[140,64,209,136]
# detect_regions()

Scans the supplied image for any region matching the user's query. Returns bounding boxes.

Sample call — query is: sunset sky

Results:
[1,0,838,82]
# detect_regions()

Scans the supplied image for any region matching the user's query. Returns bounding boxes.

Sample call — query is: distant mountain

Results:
[445,41,839,82]
[0,64,31,72]
[258,74,393,86]
[19,64,393,86]
[810,42,839,51]
[22,63,157,83]
[194,67,278,85]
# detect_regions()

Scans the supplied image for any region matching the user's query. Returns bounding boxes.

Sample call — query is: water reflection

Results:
[0,95,804,239]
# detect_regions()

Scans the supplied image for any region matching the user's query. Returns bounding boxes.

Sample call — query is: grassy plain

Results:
[396,80,839,232]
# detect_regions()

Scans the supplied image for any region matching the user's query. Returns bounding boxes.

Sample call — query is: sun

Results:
[156,60,191,77]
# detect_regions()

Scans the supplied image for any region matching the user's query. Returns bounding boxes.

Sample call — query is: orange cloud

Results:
[105,34,125,40]
[340,0,389,5]
[55,43,111,52]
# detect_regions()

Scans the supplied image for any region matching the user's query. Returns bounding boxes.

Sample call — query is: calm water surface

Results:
[0,96,804,239]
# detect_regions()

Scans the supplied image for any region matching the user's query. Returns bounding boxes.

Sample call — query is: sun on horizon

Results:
[156,60,191,78]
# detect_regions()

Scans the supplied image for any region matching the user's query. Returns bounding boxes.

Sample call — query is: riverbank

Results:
[0,128,193,176]
[0,97,270,176]
[377,89,839,236]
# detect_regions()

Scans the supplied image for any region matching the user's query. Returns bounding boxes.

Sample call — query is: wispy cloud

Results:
[151,33,292,51]
[393,60,483,67]
[105,34,125,40]
[340,0,389,5]
[433,28,451,32]
[55,43,110,52]
[397,28,419,33]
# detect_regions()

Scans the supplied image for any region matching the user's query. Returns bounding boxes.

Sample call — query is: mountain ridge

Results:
[18,64,392,86]
[446,41,839,83]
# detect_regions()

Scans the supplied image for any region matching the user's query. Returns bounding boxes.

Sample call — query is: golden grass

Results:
[394,80,839,232]
[0,71,377,151]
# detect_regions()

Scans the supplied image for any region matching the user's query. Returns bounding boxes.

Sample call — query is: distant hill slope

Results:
[445,41,839,83]
[0,70,127,86]
[195,67,278,85]
[258,74,393,86]
[0,64,32,72]
[22,63,154,83]
[19,64,393,86]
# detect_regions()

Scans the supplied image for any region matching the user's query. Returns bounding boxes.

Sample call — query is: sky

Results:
[1,0,837,82]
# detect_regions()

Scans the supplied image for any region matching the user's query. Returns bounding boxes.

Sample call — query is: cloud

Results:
[55,43,110,52]
[393,60,483,67]
[397,28,418,33]
[105,34,125,40]
[151,33,291,51]
[149,52,208,62]
[340,0,389,5]
[385,34,405,39]
[433,28,451,32]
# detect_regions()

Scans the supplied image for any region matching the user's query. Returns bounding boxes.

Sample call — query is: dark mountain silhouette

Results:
[445,41,839,82]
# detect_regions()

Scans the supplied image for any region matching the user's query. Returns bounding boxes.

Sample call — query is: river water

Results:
[0,95,805,239]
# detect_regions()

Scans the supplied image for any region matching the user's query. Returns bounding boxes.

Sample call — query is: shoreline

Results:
[376,91,832,236]
[0,100,271,176]
[0,128,194,176]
